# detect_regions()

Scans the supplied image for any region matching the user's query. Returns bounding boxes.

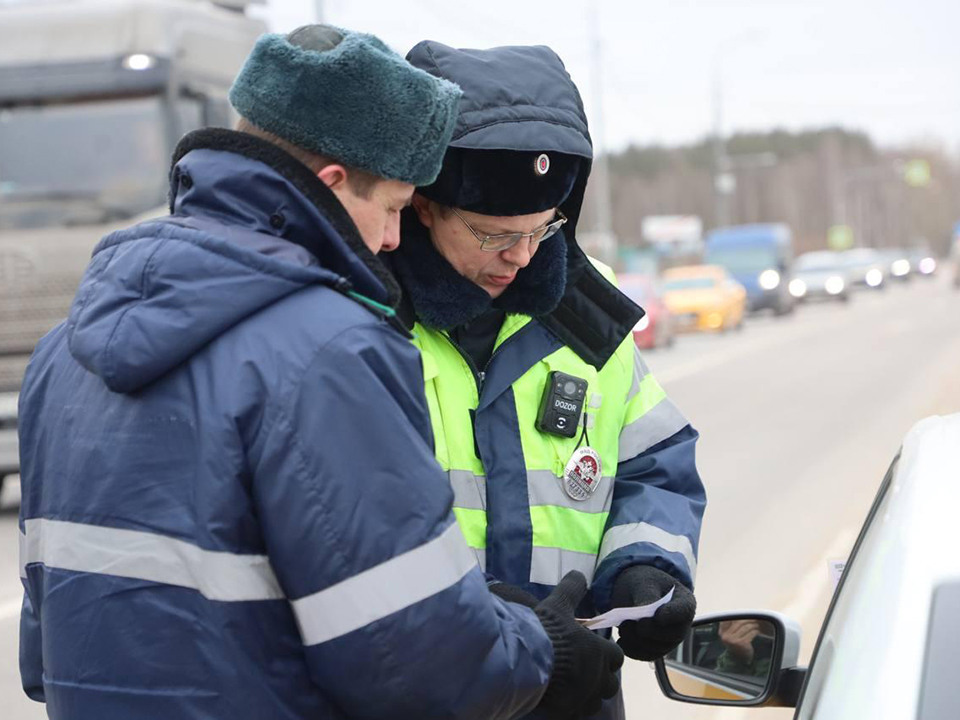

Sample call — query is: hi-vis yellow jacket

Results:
[412,268,706,613]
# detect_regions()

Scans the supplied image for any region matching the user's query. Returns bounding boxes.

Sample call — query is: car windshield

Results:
[705,246,778,273]
[795,253,840,272]
[842,250,878,266]
[664,277,717,291]
[0,96,174,229]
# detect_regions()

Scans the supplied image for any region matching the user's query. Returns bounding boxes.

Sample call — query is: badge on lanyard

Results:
[562,447,603,502]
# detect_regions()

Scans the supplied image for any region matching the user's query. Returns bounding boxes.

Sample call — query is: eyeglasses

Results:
[452,208,567,252]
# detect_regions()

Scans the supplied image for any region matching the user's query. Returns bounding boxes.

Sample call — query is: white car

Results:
[654,412,960,717]
[841,248,886,290]
[789,252,853,303]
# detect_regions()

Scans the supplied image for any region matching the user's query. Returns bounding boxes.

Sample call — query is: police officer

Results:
[17,26,622,720]
[388,41,708,719]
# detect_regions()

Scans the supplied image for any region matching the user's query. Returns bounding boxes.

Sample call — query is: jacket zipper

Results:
[442,333,486,396]
[441,332,513,398]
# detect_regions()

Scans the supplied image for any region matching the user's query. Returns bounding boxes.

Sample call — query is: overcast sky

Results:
[252,0,960,155]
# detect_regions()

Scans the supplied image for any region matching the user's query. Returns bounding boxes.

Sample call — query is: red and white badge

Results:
[535,153,550,176]
[562,447,602,502]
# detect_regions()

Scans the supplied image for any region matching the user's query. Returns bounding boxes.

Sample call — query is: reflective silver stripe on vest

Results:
[596,522,697,580]
[618,397,688,462]
[291,521,477,647]
[448,469,486,510]
[473,548,487,572]
[527,469,613,514]
[530,546,598,586]
[18,518,284,601]
[627,349,652,402]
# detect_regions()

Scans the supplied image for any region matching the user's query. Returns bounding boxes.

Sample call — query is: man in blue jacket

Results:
[17,26,622,720]
[387,42,707,719]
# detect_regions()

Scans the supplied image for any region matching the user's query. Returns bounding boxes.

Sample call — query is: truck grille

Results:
[0,354,31,394]
[0,271,79,356]
[0,268,81,393]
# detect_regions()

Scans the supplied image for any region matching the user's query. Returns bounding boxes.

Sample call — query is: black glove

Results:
[533,571,624,719]
[489,582,539,609]
[612,564,696,661]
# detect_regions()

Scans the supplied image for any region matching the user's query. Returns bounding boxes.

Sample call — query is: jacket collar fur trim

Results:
[388,209,568,331]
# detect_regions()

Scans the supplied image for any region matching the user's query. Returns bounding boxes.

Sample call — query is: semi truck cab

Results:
[0,0,265,493]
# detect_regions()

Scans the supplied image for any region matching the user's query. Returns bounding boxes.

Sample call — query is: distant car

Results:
[883,248,913,281]
[661,265,747,333]
[619,274,675,350]
[840,248,886,290]
[704,223,795,316]
[908,245,938,278]
[653,413,960,718]
[789,251,852,303]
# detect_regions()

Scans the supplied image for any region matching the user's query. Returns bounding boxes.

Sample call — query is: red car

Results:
[619,273,675,350]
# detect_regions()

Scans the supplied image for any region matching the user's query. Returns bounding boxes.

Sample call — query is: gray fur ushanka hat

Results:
[229,26,462,186]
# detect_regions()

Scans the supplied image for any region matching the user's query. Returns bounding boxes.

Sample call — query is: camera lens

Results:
[563,381,578,396]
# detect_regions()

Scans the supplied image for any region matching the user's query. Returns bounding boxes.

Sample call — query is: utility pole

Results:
[314,0,324,23]
[710,30,762,229]
[589,4,613,240]
[712,60,731,228]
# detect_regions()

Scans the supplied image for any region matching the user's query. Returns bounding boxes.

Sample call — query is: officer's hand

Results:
[533,571,624,719]
[612,565,696,661]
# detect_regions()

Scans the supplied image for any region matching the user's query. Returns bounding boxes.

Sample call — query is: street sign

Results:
[641,216,703,244]
[828,224,855,251]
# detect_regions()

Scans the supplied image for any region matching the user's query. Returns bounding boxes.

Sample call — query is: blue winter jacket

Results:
[17,129,553,720]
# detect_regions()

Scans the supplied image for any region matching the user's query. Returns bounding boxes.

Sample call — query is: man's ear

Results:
[317,164,348,190]
[411,193,435,228]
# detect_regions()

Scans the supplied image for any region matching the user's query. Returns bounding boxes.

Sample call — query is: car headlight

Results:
[789,279,807,297]
[892,259,910,276]
[634,315,650,332]
[758,269,781,290]
[121,53,157,71]
[919,257,937,274]
[865,268,883,287]
[825,276,845,295]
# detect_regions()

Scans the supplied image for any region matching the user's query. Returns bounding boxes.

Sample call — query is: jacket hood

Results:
[67,129,389,394]
[398,43,642,369]
[405,41,593,252]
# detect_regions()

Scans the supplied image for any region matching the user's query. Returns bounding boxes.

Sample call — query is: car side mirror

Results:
[654,611,805,708]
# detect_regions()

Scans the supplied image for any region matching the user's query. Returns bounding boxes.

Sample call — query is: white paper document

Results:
[577,586,675,630]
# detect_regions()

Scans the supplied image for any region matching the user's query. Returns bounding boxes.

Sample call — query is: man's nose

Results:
[381,213,401,252]
[500,238,534,268]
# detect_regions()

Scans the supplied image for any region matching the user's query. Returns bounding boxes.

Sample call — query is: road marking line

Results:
[0,595,22,622]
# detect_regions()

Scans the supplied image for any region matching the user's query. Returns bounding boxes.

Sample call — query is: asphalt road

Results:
[1,273,958,719]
